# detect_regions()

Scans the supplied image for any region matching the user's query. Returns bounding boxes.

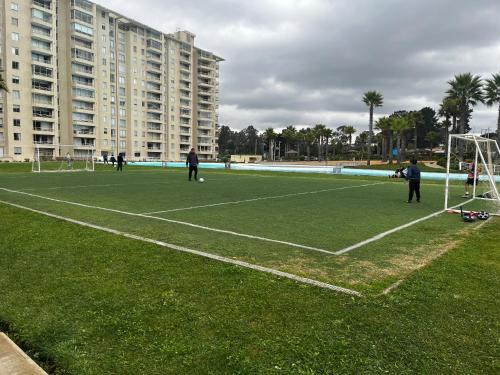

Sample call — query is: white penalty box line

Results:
[0,199,362,297]
[142,182,389,215]
[334,198,476,255]
[0,187,335,255]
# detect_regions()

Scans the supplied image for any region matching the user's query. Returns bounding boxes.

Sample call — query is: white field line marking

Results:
[20,183,128,191]
[143,182,388,215]
[0,200,362,296]
[334,198,475,255]
[0,187,335,255]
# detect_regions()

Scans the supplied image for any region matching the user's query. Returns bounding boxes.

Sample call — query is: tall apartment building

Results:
[0,0,222,161]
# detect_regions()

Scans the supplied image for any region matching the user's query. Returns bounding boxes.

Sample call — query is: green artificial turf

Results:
[0,165,492,294]
[0,202,498,374]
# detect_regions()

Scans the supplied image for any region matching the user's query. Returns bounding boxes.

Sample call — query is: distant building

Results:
[0,0,223,161]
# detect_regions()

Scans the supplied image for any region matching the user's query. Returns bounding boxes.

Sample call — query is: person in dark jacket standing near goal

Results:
[117,153,124,172]
[186,148,199,181]
[406,159,421,203]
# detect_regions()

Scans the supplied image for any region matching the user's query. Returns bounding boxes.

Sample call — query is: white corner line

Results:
[334,198,476,255]
[0,200,362,297]
[0,187,335,255]
[142,182,388,215]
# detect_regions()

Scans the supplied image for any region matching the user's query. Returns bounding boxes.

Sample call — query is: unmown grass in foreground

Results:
[0,203,498,374]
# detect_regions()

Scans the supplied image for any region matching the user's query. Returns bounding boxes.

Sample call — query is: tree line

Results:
[218,72,500,164]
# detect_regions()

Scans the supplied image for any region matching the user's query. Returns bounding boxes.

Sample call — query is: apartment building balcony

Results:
[33,0,52,10]
[147,94,162,102]
[198,61,215,70]
[31,41,53,55]
[180,53,191,64]
[146,73,161,83]
[72,65,94,78]
[73,128,95,137]
[32,52,53,66]
[197,97,212,105]
[146,85,162,94]
[147,142,162,151]
[180,126,191,135]
[147,125,162,132]
[146,39,162,51]
[31,28,52,43]
[198,80,213,88]
[179,135,191,144]
[179,110,191,119]
[33,134,55,146]
[32,107,54,120]
[180,90,191,99]
[198,87,212,95]
[146,63,162,73]
[146,52,162,62]
[147,133,162,141]
[71,0,93,12]
[198,120,213,128]
[31,14,53,29]
[180,73,191,82]
[32,124,54,133]
[147,103,162,112]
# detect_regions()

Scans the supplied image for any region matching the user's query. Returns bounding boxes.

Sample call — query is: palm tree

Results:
[446,73,484,159]
[375,117,392,163]
[263,127,276,161]
[484,73,500,140]
[323,127,333,161]
[362,91,384,165]
[343,125,356,146]
[425,131,440,157]
[438,98,458,154]
[390,116,411,164]
[281,125,297,159]
[408,111,423,153]
[301,128,316,160]
[312,124,326,161]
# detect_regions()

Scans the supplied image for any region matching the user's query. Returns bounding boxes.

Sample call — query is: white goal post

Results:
[32,145,95,173]
[444,134,500,213]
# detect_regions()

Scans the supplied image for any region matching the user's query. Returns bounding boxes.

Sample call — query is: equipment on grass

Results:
[460,206,477,222]
[477,211,490,220]
[444,134,500,215]
[32,145,95,173]
[199,178,205,183]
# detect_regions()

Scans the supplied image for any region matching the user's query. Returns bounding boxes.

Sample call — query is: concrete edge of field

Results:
[0,332,48,375]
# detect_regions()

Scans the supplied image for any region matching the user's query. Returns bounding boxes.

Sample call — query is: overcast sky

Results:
[96,0,500,133]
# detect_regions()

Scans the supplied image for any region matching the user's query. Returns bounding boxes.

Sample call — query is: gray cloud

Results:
[96,0,500,132]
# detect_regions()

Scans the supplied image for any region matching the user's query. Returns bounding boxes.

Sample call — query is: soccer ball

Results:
[477,211,490,220]
[199,178,205,183]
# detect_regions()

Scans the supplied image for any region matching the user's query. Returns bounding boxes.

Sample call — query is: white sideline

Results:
[334,198,475,255]
[0,199,362,296]
[0,187,335,255]
[143,182,388,214]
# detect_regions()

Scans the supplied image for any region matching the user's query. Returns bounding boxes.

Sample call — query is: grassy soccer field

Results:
[0,163,492,294]
[0,163,498,374]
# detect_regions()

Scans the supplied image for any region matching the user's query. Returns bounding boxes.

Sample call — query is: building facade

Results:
[0,0,222,161]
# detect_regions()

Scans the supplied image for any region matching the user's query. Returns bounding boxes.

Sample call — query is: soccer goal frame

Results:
[444,134,500,211]
[32,145,96,173]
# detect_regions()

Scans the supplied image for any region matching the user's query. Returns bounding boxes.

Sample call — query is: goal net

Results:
[445,134,500,215]
[32,145,95,173]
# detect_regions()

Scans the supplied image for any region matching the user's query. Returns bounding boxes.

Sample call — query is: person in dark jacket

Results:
[110,154,116,167]
[117,153,124,172]
[405,159,421,203]
[186,148,199,181]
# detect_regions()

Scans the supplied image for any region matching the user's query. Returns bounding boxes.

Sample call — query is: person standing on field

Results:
[186,148,199,181]
[117,153,124,172]
[406,159,421,203]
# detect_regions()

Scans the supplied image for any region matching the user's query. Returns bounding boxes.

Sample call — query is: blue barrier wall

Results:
[127,161,498,182]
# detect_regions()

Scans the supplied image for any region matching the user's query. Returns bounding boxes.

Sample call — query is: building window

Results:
[12,61,19,69]
[13,119,20,127]
[11,17,18,26]
[12,90,20,99]
[14,133,21,141]
[11,32,19,41]
[12,47,19,56]
[14,147,22,155]
[12,76,19,84]
[10,2,18,11]
[13,105,20,112]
